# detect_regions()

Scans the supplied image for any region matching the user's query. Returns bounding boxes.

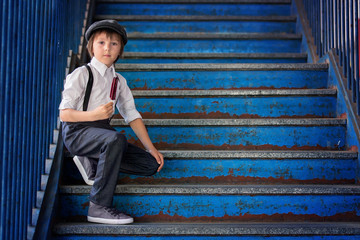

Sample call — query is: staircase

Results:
[53,0,360,239]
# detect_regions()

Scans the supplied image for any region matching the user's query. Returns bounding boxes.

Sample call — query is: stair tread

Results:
[132,89,337,97]
[111,118,346,126]
[60,184,360,195]
[53,222,360,236]
[115,63,328,71]
[123,52,307,58]
[96,0,292,4]
[128,32,301,39]
[159,150,358,159]
[97,15,296,21]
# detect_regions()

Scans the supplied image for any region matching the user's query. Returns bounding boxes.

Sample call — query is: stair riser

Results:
[122,70,328,90]
[60,195,360,222]
[96,3,291,16]
[64,158,356,185]
[125,39,301,53]
[133,96,336,119]
[120,21,295,33]
[119,58,307,64]
[114,126,346,150]
[54,236,360,240]
[120,158,357,184]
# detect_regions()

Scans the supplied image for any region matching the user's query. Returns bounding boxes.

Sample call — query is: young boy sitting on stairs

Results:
[59,20,164,225]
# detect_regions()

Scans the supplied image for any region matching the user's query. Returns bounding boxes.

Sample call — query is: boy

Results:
[59,20,164,225]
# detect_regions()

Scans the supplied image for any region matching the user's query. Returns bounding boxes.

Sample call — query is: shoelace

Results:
[104,207,123,217]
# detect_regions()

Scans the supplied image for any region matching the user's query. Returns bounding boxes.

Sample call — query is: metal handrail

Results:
[302,0,360,115]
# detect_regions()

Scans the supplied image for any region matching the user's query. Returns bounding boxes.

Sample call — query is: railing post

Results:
[357,3,360,114]
[350,0,355,98]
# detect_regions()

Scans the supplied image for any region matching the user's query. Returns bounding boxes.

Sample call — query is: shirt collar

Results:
[90,57,115,77]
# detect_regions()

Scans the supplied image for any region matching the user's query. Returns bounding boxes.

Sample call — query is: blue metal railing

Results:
[0,0,88,239]
[302,0,360,115]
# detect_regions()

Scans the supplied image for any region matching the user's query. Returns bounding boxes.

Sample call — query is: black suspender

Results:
[83,65,93,111]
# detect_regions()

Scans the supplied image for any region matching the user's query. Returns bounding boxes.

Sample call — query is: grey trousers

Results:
[62,120,159,207]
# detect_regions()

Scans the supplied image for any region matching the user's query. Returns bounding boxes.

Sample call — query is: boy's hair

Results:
[86,29,124,62]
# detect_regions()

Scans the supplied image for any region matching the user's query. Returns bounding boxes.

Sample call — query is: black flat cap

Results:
[85,20,127,45]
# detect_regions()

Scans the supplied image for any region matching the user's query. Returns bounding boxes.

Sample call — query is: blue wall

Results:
[0,0,87,239]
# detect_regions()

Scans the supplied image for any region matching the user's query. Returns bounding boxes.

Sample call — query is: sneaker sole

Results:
[73,156,94,186]
[87,216,134,225]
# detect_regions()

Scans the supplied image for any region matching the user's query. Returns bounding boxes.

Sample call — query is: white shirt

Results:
[59,57,141,123]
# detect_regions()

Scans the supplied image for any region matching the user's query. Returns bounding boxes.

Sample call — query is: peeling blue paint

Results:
[115,125,346,149]
[125,39,301,53]
[119,58,307,64]
[60,194,360,220]
[120,158,356,183]
[96,3,291,16]
[122,70,328,90]
[119,21,295,34]
[134,96,336,118]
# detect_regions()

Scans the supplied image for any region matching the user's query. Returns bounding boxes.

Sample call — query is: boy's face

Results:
[92,32,122,67]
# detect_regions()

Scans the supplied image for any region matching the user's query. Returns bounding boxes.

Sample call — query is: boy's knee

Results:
[145,155,160,176]
[109,132,127,145]
[105,132,128,152]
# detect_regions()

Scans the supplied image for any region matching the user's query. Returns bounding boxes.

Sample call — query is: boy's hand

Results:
[92,102,114,120]
[148,148,164,172]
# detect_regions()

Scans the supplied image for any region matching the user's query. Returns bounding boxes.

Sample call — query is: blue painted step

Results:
[95,0,292,17]
[131,89,336,119]
[117,63,328,90]
[100,16,296,33]
[59,185,360,222]
[63,150,357,185]
[126,33,301,53]
[119,53,308,64]
[117,151,357,185]
[112,119,346,150]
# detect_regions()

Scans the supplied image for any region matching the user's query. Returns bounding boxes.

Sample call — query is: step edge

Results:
[97,15,297,22]
[115,63,328,71]
[132,89,337,97]
[111,118,346,126]
[96,0,292,4]
[59,184,360,195]
[128,32,302,39]
[159,150,358,159]
[123,52,308,59]
[53,222,360,236]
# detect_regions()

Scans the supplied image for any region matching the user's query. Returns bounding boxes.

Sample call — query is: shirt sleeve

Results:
[59,66,88,110]
[115,75,142,123]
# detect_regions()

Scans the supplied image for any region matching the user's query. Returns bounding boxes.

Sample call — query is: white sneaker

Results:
[87,201,134,225]
[73,156,95,185]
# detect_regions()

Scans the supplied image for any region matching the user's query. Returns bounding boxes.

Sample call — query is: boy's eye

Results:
[111,42,119,46]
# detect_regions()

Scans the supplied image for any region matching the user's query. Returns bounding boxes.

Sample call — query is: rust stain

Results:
[339,113,347,119]
[131,86,311,91]
[134,211,360,223]
[350,145,358,152]
[118,176,355,185]
[81,201,89,209]
[127,140,341,151]
[137,112,329,119]
[63,211,360,223]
